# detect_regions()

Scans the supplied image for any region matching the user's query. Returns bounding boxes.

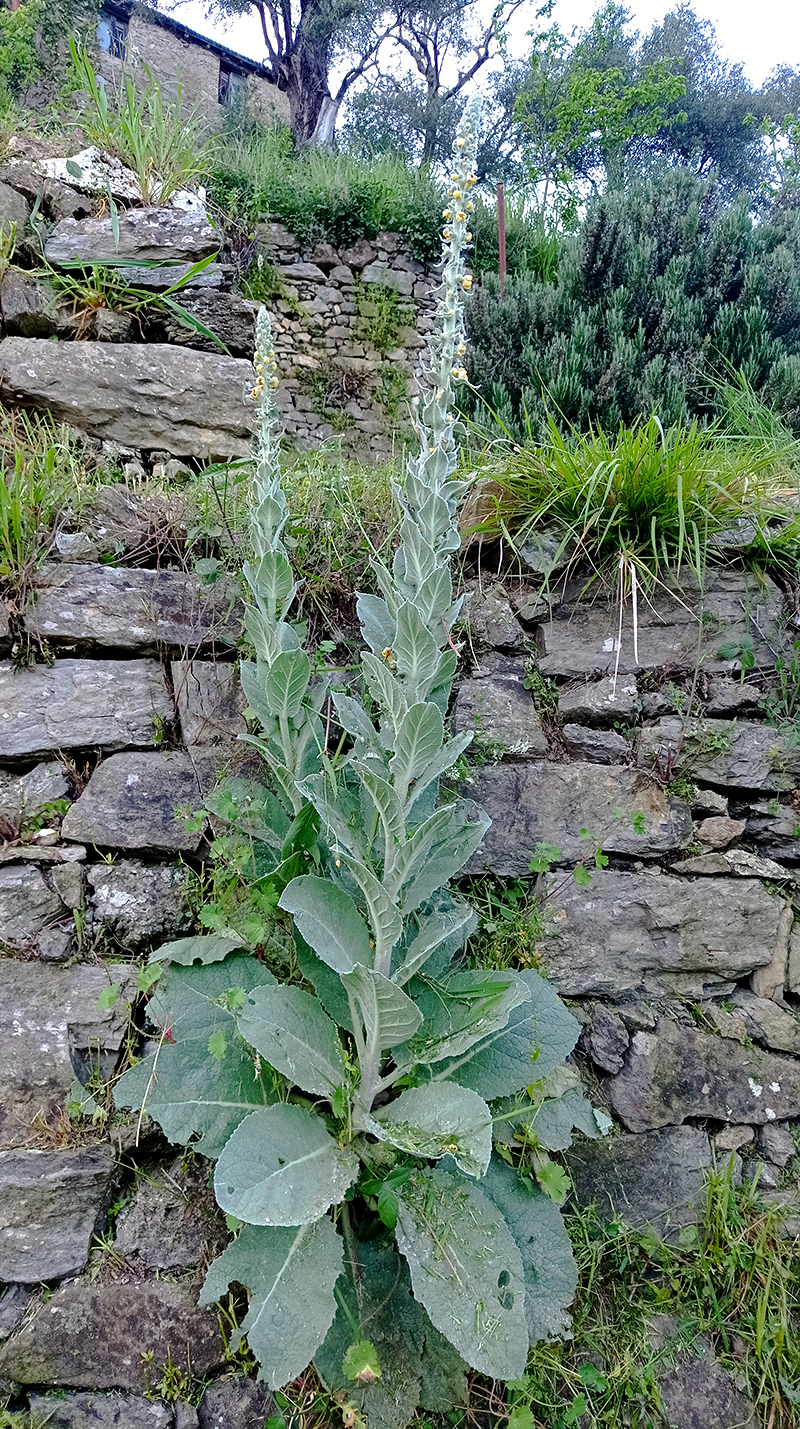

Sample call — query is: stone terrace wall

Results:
[0,155,438,461]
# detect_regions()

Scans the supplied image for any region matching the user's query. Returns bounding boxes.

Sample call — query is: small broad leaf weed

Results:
[115,96,608,1424]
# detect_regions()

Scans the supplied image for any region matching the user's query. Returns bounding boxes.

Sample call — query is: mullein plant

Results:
[116,95,608,1426]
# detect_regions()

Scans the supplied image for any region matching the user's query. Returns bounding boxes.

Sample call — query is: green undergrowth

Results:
[508,1164,800,1429]
[470,387,800,593]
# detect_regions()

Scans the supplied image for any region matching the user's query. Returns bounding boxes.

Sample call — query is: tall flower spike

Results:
[366,94,482,721]
[239,307,325,811]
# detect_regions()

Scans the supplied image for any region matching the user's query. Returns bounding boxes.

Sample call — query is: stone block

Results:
[466,764,692,876]
[0,1284,30,1339]
[758,1123,795,1166]
[95,308,135,342]
[45,208,217,266]
[0,659,175,759]
[562,724,630,764]
[82,483,190,560]
[163,291,256,358]
[0,760,71,832]
[0,959,132,1147]
[650,1315,757,1429]
[0,179,30,230]
[198,1376,278,1429]
[566,1127,712,1243]
[671,848,792,880]
[730,990,800,1054]
[0,1146,115,1282]
[87,859,191,950]
[557,676,639,726]
[584,1005,629,1072]
[452,654,547,757]
[62,752,204,852]
[540,870,781,998]
[535,570,785,680]
[0,1282,223,1390]
[172,660,247,748]
[278,261,326,282]
[695,815,746,848]
[339,239,376,269]
[0,339,255,459]
[463,583,525,649]
[28,1392,173,1429]
[637,716,800,793]
[0,863,66,952]
[360,260,414,296]
[114,1158,225,1271]
[24,566,242,652]
[0,272,56,338]
[608,1019,800,1132]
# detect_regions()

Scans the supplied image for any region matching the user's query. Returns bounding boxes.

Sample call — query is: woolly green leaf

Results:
[148,933,246,966]
[415,565,455,631]
[390,702,445,798]
[199,1218,342,1390]
[396,970,530,1069]
[339,853,404,956]
[361,651,408,730]
[113,953,278,1157]
[388,800,491,913]
[369,1083,492,1176]
[481,1154,577,1345]
[246,550,295,612]
[393,902,476,986]
[332,692,379,747]
[215,1103,357,1226]
[237,985,345,1097]
[357,593,395,655]
[406,729,473,813]
[279,874,371,974]
[418,1321,468,1413]
[445,969,581,1100]
[396,1165,528,1380]
[393,602,440,699]
[264,649,311,721]
[352,765,405,852]
[342,964,422,1049]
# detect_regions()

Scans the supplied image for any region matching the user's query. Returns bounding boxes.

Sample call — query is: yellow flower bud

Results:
[271,376,279,388]
[453,189,462,200]
[456,211,466,222]
[442,209,451,219]
[466,231,472,241]
[466,201,474,212]
[457,137,466,147]
[458,367,468,379]
[457,343,466,356]
[443,229,452,240]
[462,276,473,291]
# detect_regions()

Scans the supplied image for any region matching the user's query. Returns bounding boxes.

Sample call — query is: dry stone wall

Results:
[0,172,798,1429]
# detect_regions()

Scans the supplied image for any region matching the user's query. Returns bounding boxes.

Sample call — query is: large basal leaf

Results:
[214,1103,357,1226]
[149,933,246,966]
[481,1154,578,1345]
[113,953,278,1158]
[238,985,345,1097]
[279,874,371,973]
[445,969,581,1101]
[264,648,311,721]
[369,1083,492,1176]
[315,1241,425,1429]
[396,1165,528,1380]
[200,1218,342,1390]
[342,964,423,1050]
[395,970,530,1070]
[390,703,445,798]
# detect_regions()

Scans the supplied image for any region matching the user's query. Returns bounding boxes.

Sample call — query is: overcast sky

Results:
[170,0,799,88]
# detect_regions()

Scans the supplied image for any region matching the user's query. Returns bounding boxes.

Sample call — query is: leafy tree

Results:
[463,170,800,438]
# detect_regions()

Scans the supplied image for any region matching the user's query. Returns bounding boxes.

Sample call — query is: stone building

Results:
[95,0,288,129]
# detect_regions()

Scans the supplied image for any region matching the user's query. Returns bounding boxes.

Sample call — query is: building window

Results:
[219,64,246,107]
[97,10,129,59]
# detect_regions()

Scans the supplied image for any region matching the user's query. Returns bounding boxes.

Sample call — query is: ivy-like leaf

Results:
[481,1154,578,1345]
[342,964,423,1049]
[215,1103,358,1226]
[279,875,371,974]
[149,933,246,966]
[369,1083,492,1176]
[199,1218,342,1389]
[113,953,278,1158]
[238,985,345,1097]
[396,1165,529,1380]
[445,969,580,1100]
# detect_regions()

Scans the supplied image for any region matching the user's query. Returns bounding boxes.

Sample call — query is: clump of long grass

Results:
[476,383,800,589]
[0,409,97,599]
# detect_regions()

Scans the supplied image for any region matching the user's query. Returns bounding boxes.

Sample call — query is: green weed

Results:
[466,876,543,971]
